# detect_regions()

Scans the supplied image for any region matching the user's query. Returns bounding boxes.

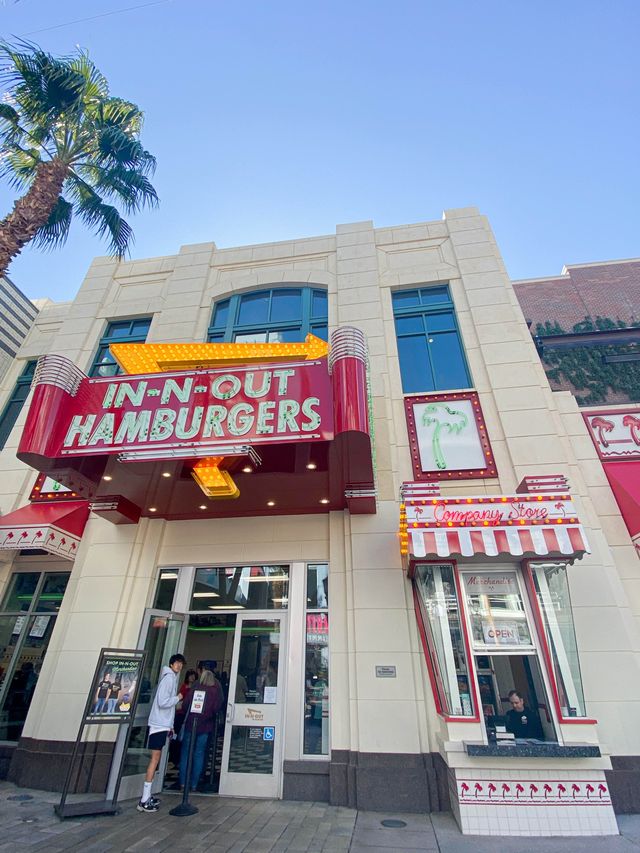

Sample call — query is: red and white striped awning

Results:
[409,524,589,560]
[400,481,591,566]
[0,500,90,561]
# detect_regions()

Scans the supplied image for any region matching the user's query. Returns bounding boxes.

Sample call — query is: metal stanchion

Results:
[199,715,219,793]
[169,717,199,817]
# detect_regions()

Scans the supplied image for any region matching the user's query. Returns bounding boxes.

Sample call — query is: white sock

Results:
[141,781,153,803]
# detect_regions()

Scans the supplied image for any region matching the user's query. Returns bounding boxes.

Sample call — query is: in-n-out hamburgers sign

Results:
[19,358,334,464]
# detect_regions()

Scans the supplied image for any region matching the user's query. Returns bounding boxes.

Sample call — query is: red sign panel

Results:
[583,408,640,461]
[19,358,334,465]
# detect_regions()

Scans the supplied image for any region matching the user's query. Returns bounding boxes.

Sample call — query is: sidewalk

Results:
[0,781,639,852]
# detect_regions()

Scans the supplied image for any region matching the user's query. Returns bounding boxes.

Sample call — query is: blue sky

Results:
[1,0,638,301]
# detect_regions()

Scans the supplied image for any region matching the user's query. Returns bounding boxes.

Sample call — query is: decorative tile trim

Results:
[458,777,611,806]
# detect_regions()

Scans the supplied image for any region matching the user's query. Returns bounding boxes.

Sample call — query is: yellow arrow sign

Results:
[110,334,328,375]
[191,457,240,499]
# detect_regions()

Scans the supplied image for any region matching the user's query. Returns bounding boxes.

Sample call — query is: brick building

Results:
[513,259,640,406]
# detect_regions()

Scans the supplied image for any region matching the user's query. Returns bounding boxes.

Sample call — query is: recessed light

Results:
[267,500,275,507]
[320,498,329,504]
[306,462,317,470]
[103,475,112,482]
[242,466,252,473]
[162,472,171,478]
[199,504,207,510]
[149,507,157,512]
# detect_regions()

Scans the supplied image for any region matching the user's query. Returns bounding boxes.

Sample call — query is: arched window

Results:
[207,287,328,343]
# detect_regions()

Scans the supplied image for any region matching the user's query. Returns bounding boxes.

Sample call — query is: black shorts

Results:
[148,730,169,750]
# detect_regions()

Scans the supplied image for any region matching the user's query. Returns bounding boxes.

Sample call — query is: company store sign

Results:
[19,357,333,464]
[404,495,578,529]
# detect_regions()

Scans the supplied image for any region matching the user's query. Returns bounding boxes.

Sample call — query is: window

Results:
[208,287,328,344]
[304,563,329,755]
[530,562,587,718]
[392,286,471,393]
[461,571,533,650]
[0,570,71,740]
[0,360,37,450]
[413,563,475,717]
[153,569,178,610]
[189,566,289,610]
[88,318,152,377]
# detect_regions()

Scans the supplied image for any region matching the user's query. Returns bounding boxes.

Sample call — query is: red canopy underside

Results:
[604,462,640,539]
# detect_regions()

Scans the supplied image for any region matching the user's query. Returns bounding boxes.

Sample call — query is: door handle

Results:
[226,703,234,724]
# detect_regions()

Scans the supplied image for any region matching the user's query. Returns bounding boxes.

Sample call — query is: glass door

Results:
[116,610,187,801]
[219,614,286,797]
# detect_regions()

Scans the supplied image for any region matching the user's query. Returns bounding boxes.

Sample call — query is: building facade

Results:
[0,209,639,836]
[514,259,640,407]
[0,275,39,449]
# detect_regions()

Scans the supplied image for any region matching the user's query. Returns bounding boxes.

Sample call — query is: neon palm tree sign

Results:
[403,391,498,481]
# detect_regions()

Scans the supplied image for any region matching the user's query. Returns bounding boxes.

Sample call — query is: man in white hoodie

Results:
[138,653,186,813]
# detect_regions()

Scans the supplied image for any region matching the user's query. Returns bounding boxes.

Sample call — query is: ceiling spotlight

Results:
[267,500,275,507]
[199,504,207,510]
[306,462,317,470]
[161,472,171,478]
[320,498,329,504]
[103,475,113,482]
[149,507,157,512]
[242,466,252,473]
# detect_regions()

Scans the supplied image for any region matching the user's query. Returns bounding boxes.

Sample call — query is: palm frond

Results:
[76,163,158,212]
[95,125,156,175]
[0,100,24,146]
[72,180,133,256]
[32,195,73,249]
[95,97,143,133]
[69,50,109,102]
[0,41,84,123]
[0,146,40,190]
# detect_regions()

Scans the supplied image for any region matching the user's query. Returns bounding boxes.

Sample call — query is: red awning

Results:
[603,462,640,540]
[0,501,90,561]
[409,525,589,560]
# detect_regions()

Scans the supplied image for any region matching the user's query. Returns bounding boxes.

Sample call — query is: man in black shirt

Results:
[505,689,544,740]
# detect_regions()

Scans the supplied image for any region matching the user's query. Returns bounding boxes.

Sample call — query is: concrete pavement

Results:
[0,781,639,852]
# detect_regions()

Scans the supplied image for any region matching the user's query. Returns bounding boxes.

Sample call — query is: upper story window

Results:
[88,318,152,377]
[208,287,328,344]
[392,285,471,394]
[0,360,37,451]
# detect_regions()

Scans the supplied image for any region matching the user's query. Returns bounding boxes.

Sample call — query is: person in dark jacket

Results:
[505,689,544,740]
[179,670,223,790]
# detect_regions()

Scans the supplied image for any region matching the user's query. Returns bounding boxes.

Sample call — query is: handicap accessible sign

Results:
[263,726,275,741]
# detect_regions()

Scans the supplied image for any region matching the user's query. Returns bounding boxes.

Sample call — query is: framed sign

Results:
[404,391,497,481]
[583,408,640,461]
[29,472,80,502]
[86,650,144,723]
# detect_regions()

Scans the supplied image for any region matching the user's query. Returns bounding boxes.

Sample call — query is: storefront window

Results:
[153,569,178,610]
[304,563,329,754]
[462,571,533,649]
[414,563,475,717]
[0,569,70,741]
[530,562,587,718]
[2,572,40,612]
[190,566,289,611]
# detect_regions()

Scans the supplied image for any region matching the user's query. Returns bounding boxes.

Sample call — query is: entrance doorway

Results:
[167,612,286,798]
[119,564,291,802]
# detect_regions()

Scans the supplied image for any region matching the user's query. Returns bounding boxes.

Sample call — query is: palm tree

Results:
[0,41,158,276]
